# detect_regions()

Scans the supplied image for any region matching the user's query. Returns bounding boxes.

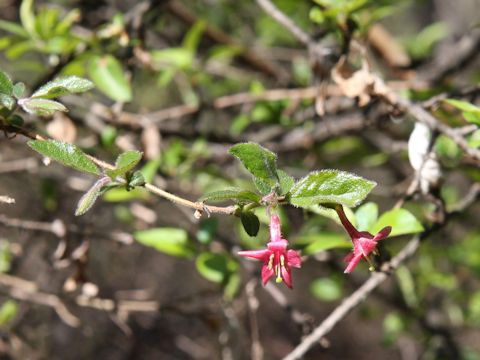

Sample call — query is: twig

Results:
[0,124,237,217]
[246,280,264,360]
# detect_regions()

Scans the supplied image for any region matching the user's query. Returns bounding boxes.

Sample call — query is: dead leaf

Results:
[46,113,77,143]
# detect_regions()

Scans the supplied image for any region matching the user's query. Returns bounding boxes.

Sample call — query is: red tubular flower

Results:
[336,205,391,273]
[239,214,301,288]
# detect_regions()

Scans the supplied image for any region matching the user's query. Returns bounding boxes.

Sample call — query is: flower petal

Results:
[344,252,355,263]
[270,214,282,242]
[261,265,274,285]
[238,249,270,261]
[287,250,302,268]
[373,226,392,241]
[344,253,363,273]
[267,239,288,252]
[357,237,378,257]
[281,266,293,288]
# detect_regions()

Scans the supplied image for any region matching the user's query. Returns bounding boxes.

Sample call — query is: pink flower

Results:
[239,214,301,288]
[336,205,391,273]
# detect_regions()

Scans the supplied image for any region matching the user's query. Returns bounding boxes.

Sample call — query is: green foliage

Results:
[27,139,100,174]
[444,99,480,126]
[372,208,424,236]
[0,241,12,273]
[196,252,238,283]
[88,55,132,102]
[200,188,261,204]
[0,70,13,95]
[241,211,260,237]
[134,228,194,258]
[229,143,279,191]
[290,170,376,208]
[19,98,67,116]
[295,233,351,255]
[354,202,378,232]
[196,218,218,244]
[310,277,343,301]
[75,177,110,216]
[404,22,448,59]
[0,300,18,327]
[106,150,143,179]
[31,76,94,99]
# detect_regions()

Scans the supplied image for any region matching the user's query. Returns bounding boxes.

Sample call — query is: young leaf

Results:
[27,139,100,174]
[75,177,110,216]
[20,0,36,37]
[0,71,13,95]
[277,169,295,195]
[106,150,143,179]
[229,142,279,189]
[371,208,424,237]
[0,94,15,110]
[289,170,376,208]
[200,188,261,203]
[241,211,260,237]
[127,171,146,189]
[444,99,480,114]
[88,55,132,102]
[19,98,67,116]
[12,82,25,98]
[196,252,237,283]
[134,228,193,258]
[31,76,94,99]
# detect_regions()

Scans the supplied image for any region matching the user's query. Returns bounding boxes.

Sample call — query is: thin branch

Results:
[0,124,237,217]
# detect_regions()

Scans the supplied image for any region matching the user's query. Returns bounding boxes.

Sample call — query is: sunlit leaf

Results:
[88,55,132,102]
[134,228,193,258]
[372,208,424,237]
[31,76,94,99]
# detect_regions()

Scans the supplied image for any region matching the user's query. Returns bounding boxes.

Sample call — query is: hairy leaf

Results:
[0,71,13,95]
[27,139,100,174]
[31,76,94,99]
[106,150,143,179]
[290,170,376,208]
[19,98,67,116]
[229,143,279,189]
[75,177,110,216]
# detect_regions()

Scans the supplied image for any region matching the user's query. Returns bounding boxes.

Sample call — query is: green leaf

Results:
[463,112,480,126]
[310,278,343,302]
[200,188,261,203]
[20,0,37,37]
[106,150,143,179]
[0,71,13,95]
[88,55,132,102]
[372,208,424,237]
[355,202,378,232]
[196,252,237,283]
[229,142,279,189]
[0,94,15,110]
[127,171,146,188]
[75,177,110,216]
[12,82,25,98]
[196,218,218,244]
[277,169,295,195]
[295,233,351,255]
[151,48,194,69]
[0,20,29,37]
[444,99,480,114]
[134,228,193,258]
[31,76,94,99]
[0,300,18,327]
[182,20,206,52]
[19,98,67,116]
[290,170,376,208]
[27,139,100,175]
[241,211,260,237]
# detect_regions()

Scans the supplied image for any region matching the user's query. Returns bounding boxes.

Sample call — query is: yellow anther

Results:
[280,255,285,267]
[268,254,274,270]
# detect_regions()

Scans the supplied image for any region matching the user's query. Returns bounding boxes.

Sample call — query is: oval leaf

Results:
[31,76,94,99]
[89,55,132,102]
[372,208,424,237]
[19,98,67,116]
[106,150,143,179]
[134,228,193,258]
[27,139,100,174]
[289,170,376,208]
[229,142,279,189]
[241,211,260,237]
[0,71,13,95]
[355,202,378,232]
